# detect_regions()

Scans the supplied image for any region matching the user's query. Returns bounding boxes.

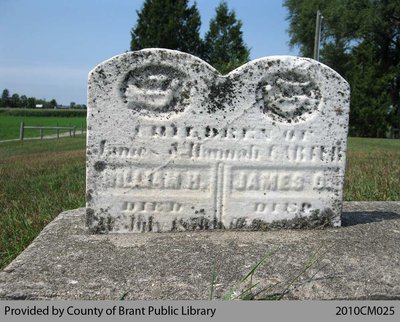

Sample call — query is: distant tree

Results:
[73,104,86,109]
[1,89,10,107]
[203,2,250,74]
[283,0,400,136]
[49,99,58,109]
[27,97,36,109]
[10,93,20,108]
[0,90,65,109]
[130,0,203,56]
[70,102,76,109]
[20,95,28,108]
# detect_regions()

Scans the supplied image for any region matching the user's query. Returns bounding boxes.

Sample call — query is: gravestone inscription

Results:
[86,49,350,233]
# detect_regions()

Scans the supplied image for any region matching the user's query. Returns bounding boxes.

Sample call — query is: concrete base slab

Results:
[1,202,400,300]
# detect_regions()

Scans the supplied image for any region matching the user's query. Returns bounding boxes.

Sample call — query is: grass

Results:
[0,115,86,140]
[344,137,400,200]
[0,136,399,270]
[210,245,327,300]
[0,137,86,269]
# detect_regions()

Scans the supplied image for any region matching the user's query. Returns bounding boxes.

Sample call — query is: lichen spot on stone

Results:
[94,161,106,172]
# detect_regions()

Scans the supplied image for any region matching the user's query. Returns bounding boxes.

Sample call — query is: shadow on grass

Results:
[342,211,400,226]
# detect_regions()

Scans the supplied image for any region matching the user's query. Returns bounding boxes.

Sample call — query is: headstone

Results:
[86,49,350,233]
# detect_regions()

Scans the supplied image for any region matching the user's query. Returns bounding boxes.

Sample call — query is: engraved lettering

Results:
[87,50,349,233]
[106,168,210,191]
[278,174,291,190]
[255,202,314,215]
[232,170,305,192]
[293,175,305,191]
[232,172,246,191]
[247,173,259,190]
[188,172,200,189]
[314,173,326,189]
[122,201,183,213]
[259,173,278,191]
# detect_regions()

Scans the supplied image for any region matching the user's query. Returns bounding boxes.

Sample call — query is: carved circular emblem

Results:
[121,65,191,115]
[257,70,322,122]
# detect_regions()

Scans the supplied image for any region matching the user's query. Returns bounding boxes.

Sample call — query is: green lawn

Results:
[0,136,399,270]
[345,138,400,200]
[0,115,86,140]
[0,137,86,269]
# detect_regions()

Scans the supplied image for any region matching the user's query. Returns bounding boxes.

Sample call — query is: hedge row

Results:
[0,108,87,117]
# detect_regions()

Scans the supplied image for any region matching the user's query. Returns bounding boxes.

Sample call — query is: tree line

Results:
[132,0,399,137]
[130,0,250,74]
[0,88,57,109]
[284,0,400,137]
[0,89,86,109]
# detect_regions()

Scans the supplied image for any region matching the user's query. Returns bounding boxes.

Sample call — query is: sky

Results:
[0,0,299,105]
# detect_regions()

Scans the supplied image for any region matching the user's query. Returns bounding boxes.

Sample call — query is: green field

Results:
[344,138,400,200]
[0,115,86,140]
[0,136,399,270]
[0,137,86,269]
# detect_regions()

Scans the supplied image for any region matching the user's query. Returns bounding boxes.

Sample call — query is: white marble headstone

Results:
[86,49,350,233]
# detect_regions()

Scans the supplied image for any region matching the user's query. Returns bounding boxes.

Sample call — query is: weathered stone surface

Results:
[0,202,399,300]
[86,49,350,233]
